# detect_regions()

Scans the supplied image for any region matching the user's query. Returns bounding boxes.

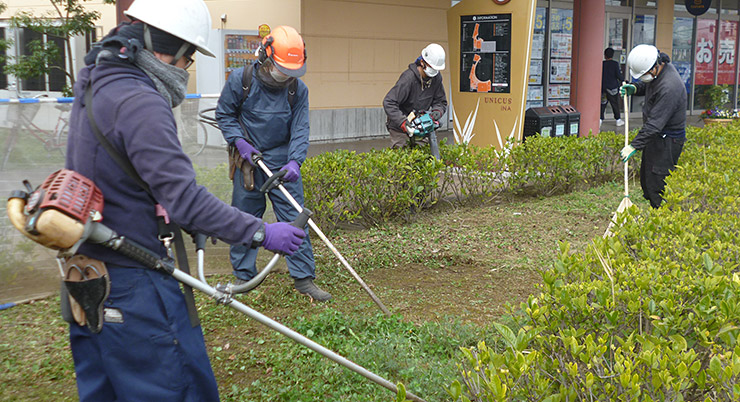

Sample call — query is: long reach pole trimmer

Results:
[6,170,426,402]
[254,156,392,316]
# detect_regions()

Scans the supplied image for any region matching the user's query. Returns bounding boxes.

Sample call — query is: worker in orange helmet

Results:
[216,26,331,302]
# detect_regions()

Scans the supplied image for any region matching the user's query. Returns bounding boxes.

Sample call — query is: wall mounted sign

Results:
[685,0,712,16]
[258,24,271,38]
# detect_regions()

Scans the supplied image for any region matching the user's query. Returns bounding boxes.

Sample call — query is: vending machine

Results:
[196,29,262,95]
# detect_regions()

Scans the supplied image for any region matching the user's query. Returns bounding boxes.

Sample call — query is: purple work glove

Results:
[280,160,301,182]
[263,222,306,255]
[235,138,260,166]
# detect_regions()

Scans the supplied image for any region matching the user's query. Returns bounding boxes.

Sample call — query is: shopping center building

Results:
[1,0,738,143]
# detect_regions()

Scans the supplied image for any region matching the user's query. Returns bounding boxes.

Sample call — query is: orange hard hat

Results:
[264,25,306,77]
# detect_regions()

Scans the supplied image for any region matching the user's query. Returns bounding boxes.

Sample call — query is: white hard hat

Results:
[421,43,446,71]
[125,0,215,57]
[627,44,659,79]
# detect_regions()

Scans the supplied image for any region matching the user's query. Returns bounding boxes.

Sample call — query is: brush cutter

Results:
[406,111,441,160]
[253,154,392,316]
[604,92,634,238]
[198,107,391,315]
[6,169,427,402]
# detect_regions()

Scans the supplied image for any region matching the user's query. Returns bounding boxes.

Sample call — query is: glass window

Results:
[548,8,573,106]
[527,7,546,109]
[18,28,68,93]
[717,20,737,107]
[694,18,718,110]
[673,17,694,110]
[0,28,6,90]
[721,0,739,14]
[634,0,657,7]
[633,14,657,45]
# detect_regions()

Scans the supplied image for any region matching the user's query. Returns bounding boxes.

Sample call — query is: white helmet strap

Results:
[143,23,192,65]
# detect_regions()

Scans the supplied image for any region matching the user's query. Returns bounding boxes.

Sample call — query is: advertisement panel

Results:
[695,19,716,86]
[717,20,737,85]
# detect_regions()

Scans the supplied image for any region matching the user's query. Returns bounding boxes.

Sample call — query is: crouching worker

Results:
[619,44,686,208]
[383,43,447,150]
[65,0,305,400]
[215,26,331,302]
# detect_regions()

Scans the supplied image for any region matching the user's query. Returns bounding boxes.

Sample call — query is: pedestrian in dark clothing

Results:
[620,44,686,209]
[601,47,624,127]
[384,43,447,148]
[64,0,305,400]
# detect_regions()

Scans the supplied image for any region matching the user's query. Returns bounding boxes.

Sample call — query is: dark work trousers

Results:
[230,166,315,281]
[601,90,621,120]
[388,127,429,149]
[640,134,686,208]
[70,266,219,401]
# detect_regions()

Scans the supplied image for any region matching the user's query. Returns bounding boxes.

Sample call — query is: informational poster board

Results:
[459,14,512,93]
[447,0,536,148]
[695,19,716,86]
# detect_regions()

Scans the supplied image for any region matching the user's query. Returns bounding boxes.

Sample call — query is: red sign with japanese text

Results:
[718,20,737,85]
[695,19,716,85]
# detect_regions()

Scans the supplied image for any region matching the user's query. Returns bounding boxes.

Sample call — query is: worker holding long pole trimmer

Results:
[58,0,305,399]
[215,26,332,302]
[619,44,687,209]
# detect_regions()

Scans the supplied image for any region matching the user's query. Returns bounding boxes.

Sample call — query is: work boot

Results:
[294,278,332,302]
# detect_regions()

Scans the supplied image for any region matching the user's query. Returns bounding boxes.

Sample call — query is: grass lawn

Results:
[0,179,644,401]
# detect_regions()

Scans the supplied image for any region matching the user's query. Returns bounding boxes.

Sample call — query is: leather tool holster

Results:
[228,144,255,191]
[62,255,110,334]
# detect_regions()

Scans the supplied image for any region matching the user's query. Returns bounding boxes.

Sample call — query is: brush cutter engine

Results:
[406,112,440,139]
[7,169,104,251]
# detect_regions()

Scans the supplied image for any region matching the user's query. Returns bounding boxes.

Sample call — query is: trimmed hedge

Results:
[448,124,740,401]
[302,132,628,229]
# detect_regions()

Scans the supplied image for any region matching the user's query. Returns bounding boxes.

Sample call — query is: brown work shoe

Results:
[294,278,332,302]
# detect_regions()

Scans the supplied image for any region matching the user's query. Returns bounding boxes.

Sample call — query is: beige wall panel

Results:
[310,37,350,72]
[205,0,301,32]
[302,0,447,41]
[2,1,117,32]
[302,0,449,109]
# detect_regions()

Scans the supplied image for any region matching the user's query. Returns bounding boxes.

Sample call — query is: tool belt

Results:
[228,144,255,191]
[60,255,110,333]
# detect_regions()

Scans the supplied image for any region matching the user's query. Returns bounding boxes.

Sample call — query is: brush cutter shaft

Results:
[171,268,427,402]
[623,93,629,197]
[255,159,392,316]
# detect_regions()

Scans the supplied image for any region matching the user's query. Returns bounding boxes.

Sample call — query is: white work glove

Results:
[620,144,636,162]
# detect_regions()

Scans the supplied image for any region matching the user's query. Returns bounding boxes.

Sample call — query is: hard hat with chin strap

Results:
[627,44,659,79]
[124,0,215,58]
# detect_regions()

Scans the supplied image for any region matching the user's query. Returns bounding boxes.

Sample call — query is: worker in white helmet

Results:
[65,0,305,400]
[383,43,448,149]
[619,44,687,208]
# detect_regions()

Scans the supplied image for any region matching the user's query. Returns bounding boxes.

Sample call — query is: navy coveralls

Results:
[215,66,315,282]
[67,59,263,401]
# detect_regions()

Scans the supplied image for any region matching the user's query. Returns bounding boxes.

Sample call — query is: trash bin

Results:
[547,106,568,137]
[559,104,581,136]
[523,107,554,138]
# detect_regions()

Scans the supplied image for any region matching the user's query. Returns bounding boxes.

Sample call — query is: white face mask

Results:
[639,68,656,83]
[424,65,439,78]
[270,66,290,82]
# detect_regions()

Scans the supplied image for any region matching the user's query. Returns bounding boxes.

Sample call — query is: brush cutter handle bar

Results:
[291,208,312,229]
[255,159,393,316]
[87,222,175,274]
[170,268,427,402]
[260,169,286,193]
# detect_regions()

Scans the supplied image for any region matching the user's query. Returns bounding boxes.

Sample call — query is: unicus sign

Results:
[685,0,711,16]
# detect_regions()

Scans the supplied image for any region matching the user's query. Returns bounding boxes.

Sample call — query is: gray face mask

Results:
[134,49,190,108]
[638,73,654,83]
